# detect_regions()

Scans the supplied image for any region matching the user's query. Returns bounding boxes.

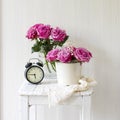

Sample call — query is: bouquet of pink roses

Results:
[26,23,69,72]
[46,46,92,64]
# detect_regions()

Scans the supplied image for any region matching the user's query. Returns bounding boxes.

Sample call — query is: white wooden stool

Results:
[19,79,93,120]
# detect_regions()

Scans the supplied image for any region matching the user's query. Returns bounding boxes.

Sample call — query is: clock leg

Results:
[20,96,29,120]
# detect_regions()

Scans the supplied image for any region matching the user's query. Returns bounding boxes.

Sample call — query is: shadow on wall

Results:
[81,43,120,120]
[92,47,120,119]
[75,38,120,119]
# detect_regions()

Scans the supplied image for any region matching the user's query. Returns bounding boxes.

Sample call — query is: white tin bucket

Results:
[56,62,82,85]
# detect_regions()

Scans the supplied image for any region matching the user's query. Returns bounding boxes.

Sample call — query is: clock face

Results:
[25,66,44,84]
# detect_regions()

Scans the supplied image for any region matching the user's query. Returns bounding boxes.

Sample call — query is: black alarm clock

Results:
[25,58,44,84]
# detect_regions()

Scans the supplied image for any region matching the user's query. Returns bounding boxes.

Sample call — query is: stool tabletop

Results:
[19,79,93,96]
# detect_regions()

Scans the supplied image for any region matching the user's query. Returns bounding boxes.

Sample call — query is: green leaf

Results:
[31,40,41,53]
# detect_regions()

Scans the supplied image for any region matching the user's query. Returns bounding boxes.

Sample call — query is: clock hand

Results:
[28,74,34,75]
[34,74,36,79]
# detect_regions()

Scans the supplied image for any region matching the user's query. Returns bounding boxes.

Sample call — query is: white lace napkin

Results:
[48,77,97,106]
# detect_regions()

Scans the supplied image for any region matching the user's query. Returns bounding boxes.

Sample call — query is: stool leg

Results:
[20,96,29,120]
[80,96,91,120]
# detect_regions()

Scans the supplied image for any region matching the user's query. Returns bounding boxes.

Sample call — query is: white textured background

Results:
[1,0,120,120]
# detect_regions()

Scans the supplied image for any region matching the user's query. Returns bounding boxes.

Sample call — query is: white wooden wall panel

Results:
[1,0,120,120]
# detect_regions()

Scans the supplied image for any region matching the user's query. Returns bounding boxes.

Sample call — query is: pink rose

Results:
[51,27,67,42]
[37,24,51,39]
[73,48,92,62]
[57,47,72,63]
[26,24,43,39]
[46,49,60,62]
[32,23,43,29]
[67,46,76,55]
[26,27,38,39]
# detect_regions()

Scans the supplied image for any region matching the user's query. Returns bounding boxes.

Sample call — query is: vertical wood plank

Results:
[20,96,29,120]
[80,96,84,120]
[80,95,91,120]
[29,105,36,120]
[37,105,46,120]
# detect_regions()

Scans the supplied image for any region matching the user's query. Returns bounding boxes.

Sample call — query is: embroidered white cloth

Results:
[48,77,97,106]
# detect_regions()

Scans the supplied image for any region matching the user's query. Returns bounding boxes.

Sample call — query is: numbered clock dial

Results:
[25,66,44,84]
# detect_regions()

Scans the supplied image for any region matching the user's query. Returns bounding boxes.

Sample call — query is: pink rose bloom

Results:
[26,27,38,39]
[57,47,72,63]
[26,24,43,39]
[46,49,60,62]
[37,24,51,39]
[67,46,76,55]
[51,27,67,42]
[73,48,92,62]
[32,23,43,29]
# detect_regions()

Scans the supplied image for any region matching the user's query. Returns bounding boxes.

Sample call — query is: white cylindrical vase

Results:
[55,62,82,86]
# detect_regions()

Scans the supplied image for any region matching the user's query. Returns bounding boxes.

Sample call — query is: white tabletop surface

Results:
[19,78,93,96]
